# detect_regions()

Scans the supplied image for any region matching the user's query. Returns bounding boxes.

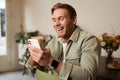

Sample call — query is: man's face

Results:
[52,8,76,39]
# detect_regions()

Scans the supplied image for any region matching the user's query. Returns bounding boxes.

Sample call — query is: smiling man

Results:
[52,7,76,42]
[27,3,101,80]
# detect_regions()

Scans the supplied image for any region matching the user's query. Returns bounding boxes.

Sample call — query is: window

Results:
[0,0,6,55]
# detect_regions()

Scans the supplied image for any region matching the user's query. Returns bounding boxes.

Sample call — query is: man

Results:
[28,3,101,80]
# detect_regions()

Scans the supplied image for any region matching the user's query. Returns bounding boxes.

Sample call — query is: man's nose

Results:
[54,20,60,26]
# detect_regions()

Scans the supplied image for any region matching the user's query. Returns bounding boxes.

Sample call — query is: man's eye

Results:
[60,17,64,21]
[52,18,56,22]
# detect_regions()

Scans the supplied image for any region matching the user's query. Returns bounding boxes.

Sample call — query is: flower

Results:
[97,33,120,52]
[97,33,120,64]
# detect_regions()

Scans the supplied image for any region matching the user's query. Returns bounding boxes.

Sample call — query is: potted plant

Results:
[15,25,40,75]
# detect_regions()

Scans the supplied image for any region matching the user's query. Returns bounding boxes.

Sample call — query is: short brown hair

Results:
[51,3,77,19]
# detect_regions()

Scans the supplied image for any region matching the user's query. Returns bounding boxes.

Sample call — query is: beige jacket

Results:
[46,26,101,80]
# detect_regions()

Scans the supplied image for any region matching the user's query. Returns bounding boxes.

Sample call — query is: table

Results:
[98,56,120,80]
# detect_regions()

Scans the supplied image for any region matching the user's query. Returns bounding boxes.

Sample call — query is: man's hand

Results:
[27,44,53,67]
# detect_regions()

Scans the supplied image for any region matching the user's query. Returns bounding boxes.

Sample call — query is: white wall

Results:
[22,0,120,57]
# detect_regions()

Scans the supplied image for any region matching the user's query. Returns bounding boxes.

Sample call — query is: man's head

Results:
[51,3,77,42]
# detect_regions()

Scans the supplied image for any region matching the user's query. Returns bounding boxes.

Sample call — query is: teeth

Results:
[56,27,63,31]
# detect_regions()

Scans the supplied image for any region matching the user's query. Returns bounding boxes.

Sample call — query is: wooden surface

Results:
[98,56,120,80]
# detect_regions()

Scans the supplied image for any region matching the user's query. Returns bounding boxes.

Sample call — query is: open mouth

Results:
[56,27,64,32]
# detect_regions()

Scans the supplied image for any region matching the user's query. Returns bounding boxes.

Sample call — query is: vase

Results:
[106,49,113,64]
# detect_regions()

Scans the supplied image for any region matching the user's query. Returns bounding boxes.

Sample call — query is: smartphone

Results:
[28,39,41,49]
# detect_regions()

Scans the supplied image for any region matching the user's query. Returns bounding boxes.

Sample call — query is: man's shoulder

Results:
[80,30,95,39]
[49,36,58,42]
[76,26,95,38]
[46,36,59,46]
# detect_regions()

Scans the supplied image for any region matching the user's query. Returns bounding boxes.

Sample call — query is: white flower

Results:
[101,41,106,47]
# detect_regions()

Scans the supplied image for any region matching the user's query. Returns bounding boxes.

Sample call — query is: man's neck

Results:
[63,26,77,43]
[62,38,68,43]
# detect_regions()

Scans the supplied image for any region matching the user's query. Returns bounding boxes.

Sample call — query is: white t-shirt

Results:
[62,42,67,62]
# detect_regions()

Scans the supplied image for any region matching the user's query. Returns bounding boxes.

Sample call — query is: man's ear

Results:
[73,16,77,25]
